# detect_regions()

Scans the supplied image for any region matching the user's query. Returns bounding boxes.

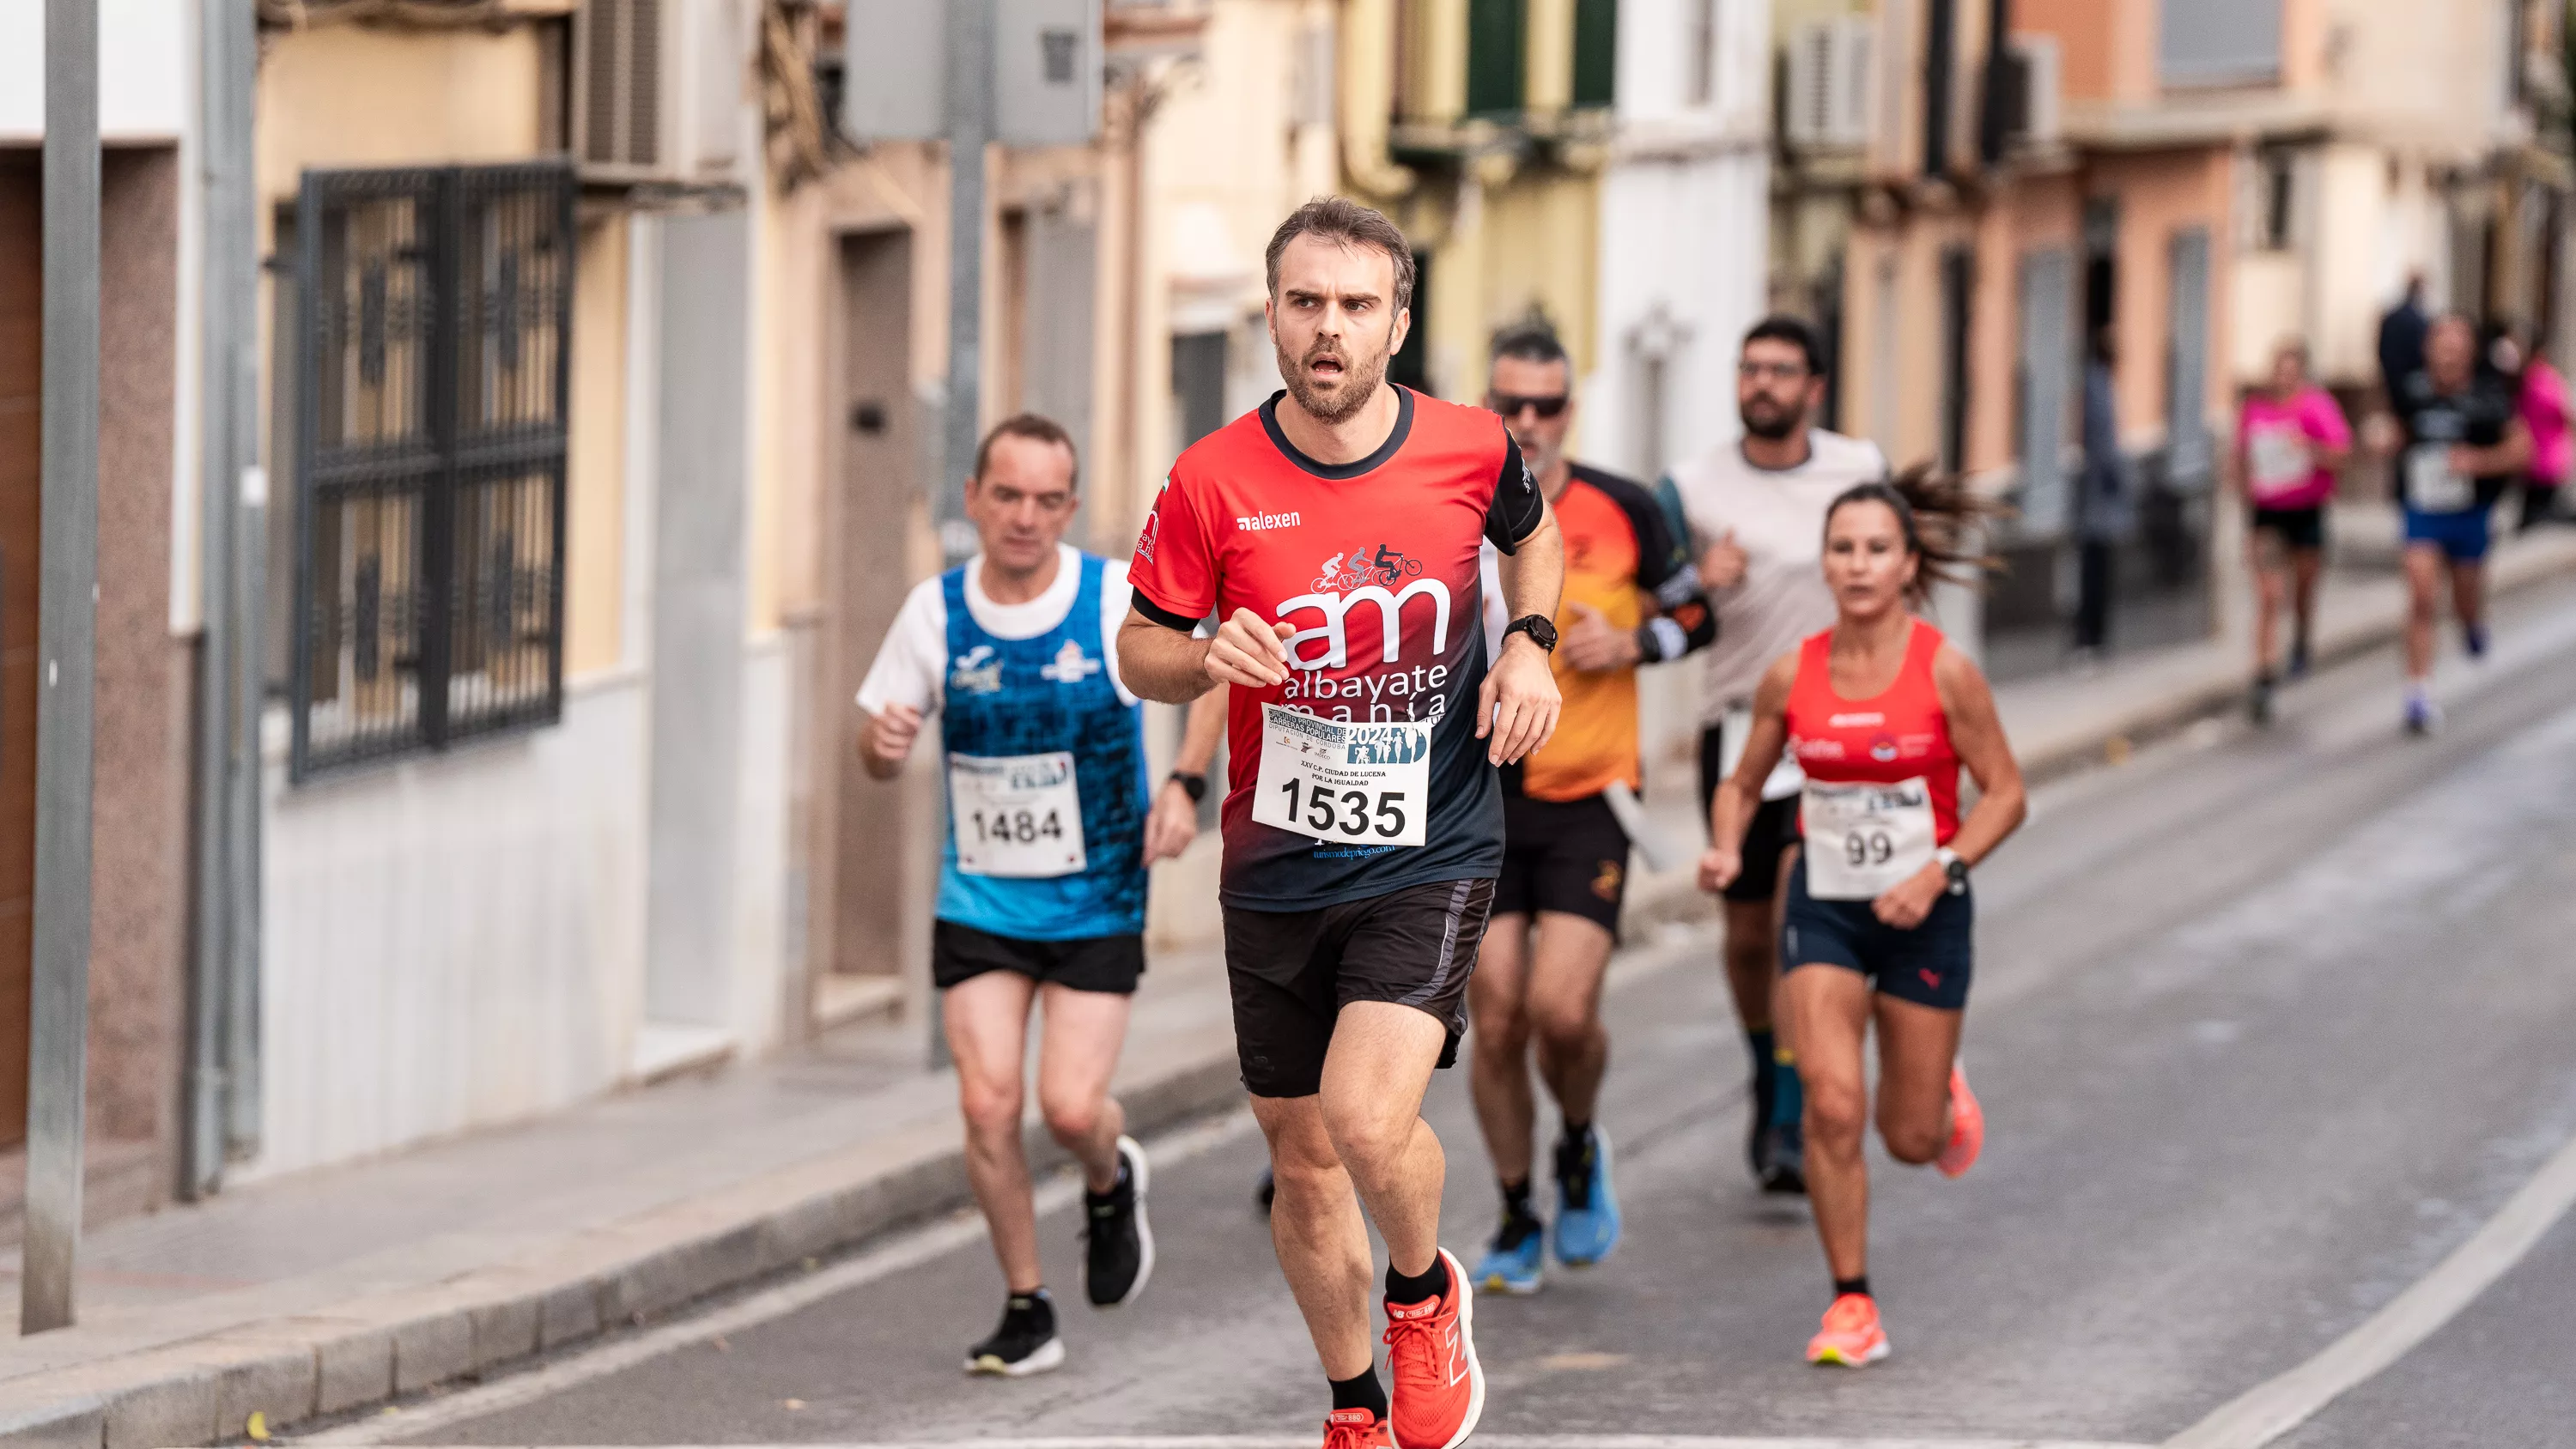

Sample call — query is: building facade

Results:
[0,0,199,1228]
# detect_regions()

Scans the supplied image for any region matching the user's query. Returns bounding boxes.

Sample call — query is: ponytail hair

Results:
[1823,462,2007,604]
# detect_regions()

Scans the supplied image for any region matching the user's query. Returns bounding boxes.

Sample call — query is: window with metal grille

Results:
[288,162,574,782]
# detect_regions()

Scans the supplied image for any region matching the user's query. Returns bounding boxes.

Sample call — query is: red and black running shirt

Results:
[1130,387,1547,911]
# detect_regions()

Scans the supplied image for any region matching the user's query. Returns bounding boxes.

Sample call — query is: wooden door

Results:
[816,229,917,984]
[0,156,45,1148]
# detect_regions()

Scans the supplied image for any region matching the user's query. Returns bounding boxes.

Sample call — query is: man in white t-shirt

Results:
[855,414,1226,1378]
[1662,317,1887,1196]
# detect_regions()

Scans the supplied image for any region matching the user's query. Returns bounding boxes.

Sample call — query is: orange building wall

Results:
[2088,149,2234,442]
[2018,0,2159,105]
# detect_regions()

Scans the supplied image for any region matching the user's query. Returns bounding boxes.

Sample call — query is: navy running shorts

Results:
[1780,855,1972,1012]
[2403,505,2494,563]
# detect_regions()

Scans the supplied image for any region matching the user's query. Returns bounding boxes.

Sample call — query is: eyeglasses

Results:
[1737,360,1811,383]
[1488,392,1571,419]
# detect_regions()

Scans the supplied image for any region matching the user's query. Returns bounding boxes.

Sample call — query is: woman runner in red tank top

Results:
[1697,469,2026,1371]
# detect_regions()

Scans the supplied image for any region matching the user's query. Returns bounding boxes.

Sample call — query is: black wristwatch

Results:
[1168,771,1207,804]
[1936,846,1969,895]
[1503,615,1558,653]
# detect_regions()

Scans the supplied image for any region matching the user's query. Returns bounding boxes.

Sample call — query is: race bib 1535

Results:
[1250,704,1430,848]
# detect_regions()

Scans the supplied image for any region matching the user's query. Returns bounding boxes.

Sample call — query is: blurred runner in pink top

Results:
[2233,339,2351,722]
[2507,324,2569,531]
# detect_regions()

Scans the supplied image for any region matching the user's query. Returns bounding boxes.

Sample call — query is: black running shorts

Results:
[2251,505,2327,553]
[1492,791,1630,935]
[1779,856,1972,1011]
[1698,723,1801,905]
[1223,877,1496,1099]
[933,920,1145,995]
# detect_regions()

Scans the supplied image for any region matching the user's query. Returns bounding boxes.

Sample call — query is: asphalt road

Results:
[344,578,2576,1449]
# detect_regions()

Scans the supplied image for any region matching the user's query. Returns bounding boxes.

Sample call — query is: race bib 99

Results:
[1801,777,1936,900]
[950,751,1086,877]
[1250,704,1429,848]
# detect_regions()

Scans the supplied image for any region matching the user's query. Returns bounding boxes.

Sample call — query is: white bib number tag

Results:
[1250,703,1429,848]
[1801,778,1937,900]
[2404,444,2475,513]
[2246,427,2312,500]
[950,751,1086,877]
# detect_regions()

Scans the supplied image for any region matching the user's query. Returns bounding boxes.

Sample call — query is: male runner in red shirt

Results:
[1120,197,1564,1449]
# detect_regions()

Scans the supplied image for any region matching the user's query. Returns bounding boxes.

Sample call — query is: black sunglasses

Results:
[1488,392,1571,419]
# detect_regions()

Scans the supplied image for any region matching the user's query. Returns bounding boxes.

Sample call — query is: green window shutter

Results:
[1573,0,1618,109]
[1467,0,1528,118]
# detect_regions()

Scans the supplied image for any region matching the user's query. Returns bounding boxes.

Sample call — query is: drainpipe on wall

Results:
[183,0,265,1200]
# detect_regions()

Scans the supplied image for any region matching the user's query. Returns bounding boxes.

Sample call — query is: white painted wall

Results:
[0,0,189,142]
[1587,0,1771,775]
[246,677,653,1181]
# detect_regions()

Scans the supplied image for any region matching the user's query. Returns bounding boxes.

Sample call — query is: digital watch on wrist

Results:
[1504,615,1558,653]
[1169,771,1207,804]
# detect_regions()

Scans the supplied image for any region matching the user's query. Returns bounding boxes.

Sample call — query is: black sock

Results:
[1330,1367,1388,1418]
[1386,1253,1450,1304]
[1748,1028,1777,1088]
[1498,1177,1534,1223]
[1832,1276,1871,1300]
[1007,1288,1056,1330]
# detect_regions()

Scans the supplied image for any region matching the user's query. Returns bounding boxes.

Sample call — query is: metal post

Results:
[927,0,994,1071]
[26,0,102,1337]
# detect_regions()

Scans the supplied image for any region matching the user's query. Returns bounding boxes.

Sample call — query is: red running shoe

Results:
[1321,1407,1394,1449]
[1383,1247,1484,1449]
[1937,1063,1984,1179]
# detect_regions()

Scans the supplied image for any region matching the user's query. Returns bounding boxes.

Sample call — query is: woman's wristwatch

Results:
[1935,846,1969,895]
[1168,771,1208,804]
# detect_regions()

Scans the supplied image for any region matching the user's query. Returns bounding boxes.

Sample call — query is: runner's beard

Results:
[1741,396,1800,441]
[1279,338,1390,426]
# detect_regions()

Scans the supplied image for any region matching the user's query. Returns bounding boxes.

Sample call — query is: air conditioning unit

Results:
[2011,33,2060,149]
[573,0,743,182]
[1784,18,1872,150]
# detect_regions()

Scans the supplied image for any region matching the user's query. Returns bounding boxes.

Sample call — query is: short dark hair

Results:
[974,412,1079,489]
[1265,196,1418,313]
[1489,320,1570,371]
[1742,314,1823,375]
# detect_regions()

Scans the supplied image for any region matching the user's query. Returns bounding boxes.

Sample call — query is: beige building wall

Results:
[566,216,629,677]
[2093,149,2234,444]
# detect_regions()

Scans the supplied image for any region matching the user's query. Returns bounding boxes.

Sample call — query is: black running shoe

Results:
[964,1289,1063,1376]
[1082,1136,1154,1307]
[2250,676,2275,727]
[1759,1119,1807,1196]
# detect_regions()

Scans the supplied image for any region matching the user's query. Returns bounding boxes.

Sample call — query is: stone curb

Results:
[3,536,2569,1449]
[0,1040,1247,1448]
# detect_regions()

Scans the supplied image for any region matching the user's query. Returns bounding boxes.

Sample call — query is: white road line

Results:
[293,1111,1267,1446]
[2161,1123,2576,1449]
[376,1440,2149,1449]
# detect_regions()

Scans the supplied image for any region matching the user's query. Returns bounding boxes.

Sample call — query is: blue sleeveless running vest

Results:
[937,554,1150,939]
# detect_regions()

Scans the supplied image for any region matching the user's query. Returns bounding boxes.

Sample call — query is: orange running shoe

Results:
[1321,1407,1395,1449]
[1937,1063,1984,1179]
[1805,1291,1890,1367]
[1383,1247,1484,1449]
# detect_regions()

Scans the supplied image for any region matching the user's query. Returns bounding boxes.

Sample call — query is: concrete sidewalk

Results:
[0,523,2569,1449]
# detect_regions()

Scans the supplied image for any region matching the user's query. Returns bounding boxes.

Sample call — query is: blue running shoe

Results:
[1470,1213,1545,1295]
[1551,1127,1622,1267]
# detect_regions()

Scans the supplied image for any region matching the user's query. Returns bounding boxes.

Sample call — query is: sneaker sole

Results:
[965,1335,1066,1377]
[1085,1136,1155,1309]
[1476,1268,1543,1296]
[1807,1337,1891,1368]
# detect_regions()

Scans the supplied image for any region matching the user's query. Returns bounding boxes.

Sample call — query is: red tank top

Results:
[1784,621,1961,844]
